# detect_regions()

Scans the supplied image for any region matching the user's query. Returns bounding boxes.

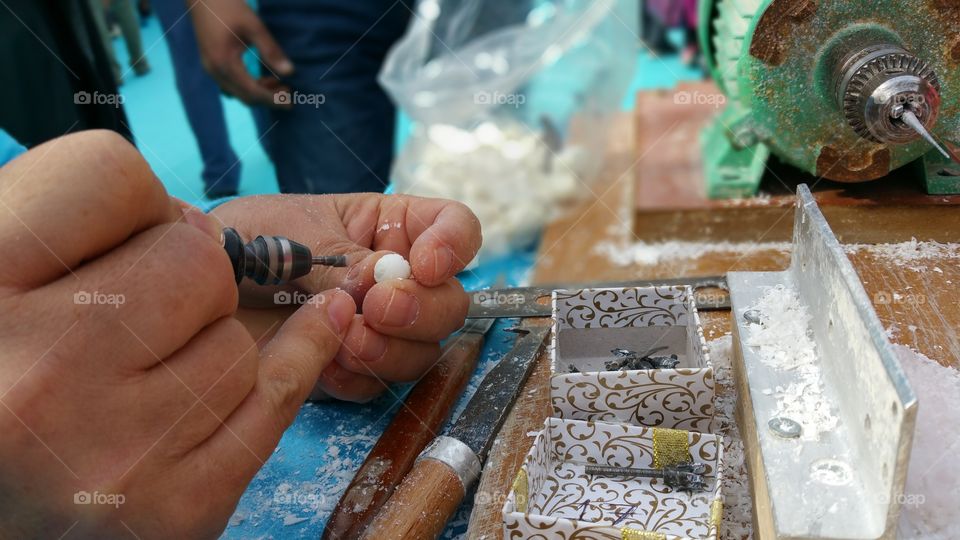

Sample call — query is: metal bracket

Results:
[701,106,771,199]
[728,185,917,540]
[921,148,960,195]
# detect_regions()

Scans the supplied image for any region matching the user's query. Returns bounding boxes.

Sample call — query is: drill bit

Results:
[222,227,347,285]
[312,255,347,267]
[584,462,708,492]
[901,110,960,166]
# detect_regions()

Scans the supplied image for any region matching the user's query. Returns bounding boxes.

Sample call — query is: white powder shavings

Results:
[744,284,838,441]
[374,253,412,283]
[594,240,791,267]
[845,239,960,272]
[894,345,960,539]
[708,336,754,539]
[282,514,309,526]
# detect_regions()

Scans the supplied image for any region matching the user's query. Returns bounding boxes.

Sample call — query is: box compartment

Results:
[550,286,714,431]
[503,418,723,539]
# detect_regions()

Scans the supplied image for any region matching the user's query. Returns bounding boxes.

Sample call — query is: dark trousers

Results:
[254,0,412,194]
[153,0,241,193]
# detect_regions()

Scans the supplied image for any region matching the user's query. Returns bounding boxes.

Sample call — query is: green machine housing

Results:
[698,0,960,198]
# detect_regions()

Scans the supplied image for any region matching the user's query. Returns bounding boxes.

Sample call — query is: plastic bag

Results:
[380,0,637,259]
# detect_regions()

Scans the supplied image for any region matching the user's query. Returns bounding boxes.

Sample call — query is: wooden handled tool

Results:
[321,319,495,540]
[361,322,551,540]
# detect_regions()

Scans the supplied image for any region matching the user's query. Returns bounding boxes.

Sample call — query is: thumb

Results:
[247,17,294,76]
[213,289,355,462]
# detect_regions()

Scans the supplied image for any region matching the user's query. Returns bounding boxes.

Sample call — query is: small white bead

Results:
[374,253,412,283]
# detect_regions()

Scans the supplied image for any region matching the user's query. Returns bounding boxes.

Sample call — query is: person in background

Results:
[154,0,242,198]
[189,0,412,195]
[640,0,674,55]
[644,0,703,68]
[0,1,131,147]
[137,0,152,23]
[89,0,151,84]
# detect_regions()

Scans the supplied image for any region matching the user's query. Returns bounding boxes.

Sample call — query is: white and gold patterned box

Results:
[502,418,723,540]
[550,286,714,432]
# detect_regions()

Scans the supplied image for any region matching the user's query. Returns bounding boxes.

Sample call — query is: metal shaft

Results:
[902,111,960,166]
[312,255,348,267]
[584,464,662,478]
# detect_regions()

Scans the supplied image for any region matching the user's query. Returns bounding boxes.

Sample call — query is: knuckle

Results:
[67,131,160,204]
[207,318,258,394]
[262,361,311,422]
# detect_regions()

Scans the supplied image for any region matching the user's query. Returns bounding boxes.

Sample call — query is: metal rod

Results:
[312,255,348,267]
[584,464,662,478]
[902,111,960,166]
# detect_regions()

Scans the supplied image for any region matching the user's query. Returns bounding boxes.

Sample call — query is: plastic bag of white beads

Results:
[380,0,637,259]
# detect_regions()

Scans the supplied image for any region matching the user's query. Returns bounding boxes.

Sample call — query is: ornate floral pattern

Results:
[554,287,691,330]
[503,419,723,540]
[550,286,714,431]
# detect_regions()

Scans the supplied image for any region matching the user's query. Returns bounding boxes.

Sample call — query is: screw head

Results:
[768,416,802,439]
[743,309,763,324]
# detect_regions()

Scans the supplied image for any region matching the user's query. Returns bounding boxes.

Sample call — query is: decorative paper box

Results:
[550,286,715,432]
[502,418,723,539]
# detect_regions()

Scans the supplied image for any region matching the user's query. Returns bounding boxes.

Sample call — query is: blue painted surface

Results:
[225,252,536,539]
[115,15,702,539]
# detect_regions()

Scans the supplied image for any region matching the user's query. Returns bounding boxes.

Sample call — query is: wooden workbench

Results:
[465,85,960,538]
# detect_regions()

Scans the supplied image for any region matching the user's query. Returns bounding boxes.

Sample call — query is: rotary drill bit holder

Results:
[699,0,960,198]
[221,227,346,286]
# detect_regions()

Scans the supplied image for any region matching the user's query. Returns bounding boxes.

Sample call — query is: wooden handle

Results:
[322,332,485,540]
[361,457,467,540]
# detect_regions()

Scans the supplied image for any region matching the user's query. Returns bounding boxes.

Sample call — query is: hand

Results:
[0,131,354,538]
[187,0,294,107]
[211,193,483,403]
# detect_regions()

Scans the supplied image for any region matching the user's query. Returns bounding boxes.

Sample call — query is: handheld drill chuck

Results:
[221,227,347,286]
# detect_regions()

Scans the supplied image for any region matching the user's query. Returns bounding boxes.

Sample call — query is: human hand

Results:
[0,131,353,538]
[187,0,293,107]
[211,193,482,403]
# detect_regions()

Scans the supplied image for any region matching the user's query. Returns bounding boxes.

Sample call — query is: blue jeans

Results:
[153,0,241,194]
[254,0,411,194]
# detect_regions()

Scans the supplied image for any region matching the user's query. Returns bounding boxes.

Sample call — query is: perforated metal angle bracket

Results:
[727,185,917,540]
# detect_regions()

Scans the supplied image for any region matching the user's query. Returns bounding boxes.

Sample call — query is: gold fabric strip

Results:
[512,467,528,513]
[652,427,692,469]
[621,528,667,540]
[711,497,723,529]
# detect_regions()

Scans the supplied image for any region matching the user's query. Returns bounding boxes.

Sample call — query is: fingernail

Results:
[434,246,455,278]
[358,326,388,362]
[326,290,355,334]
[182,206,220,241]
[380,288,420,327]
[277,59,294,74]
[345,260,365,282]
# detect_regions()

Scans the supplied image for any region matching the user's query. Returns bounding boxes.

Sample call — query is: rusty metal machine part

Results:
[699,0,960,197]
[835,44,941,144]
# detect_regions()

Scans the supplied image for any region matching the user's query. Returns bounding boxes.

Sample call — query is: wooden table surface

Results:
[465,90,960,538]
